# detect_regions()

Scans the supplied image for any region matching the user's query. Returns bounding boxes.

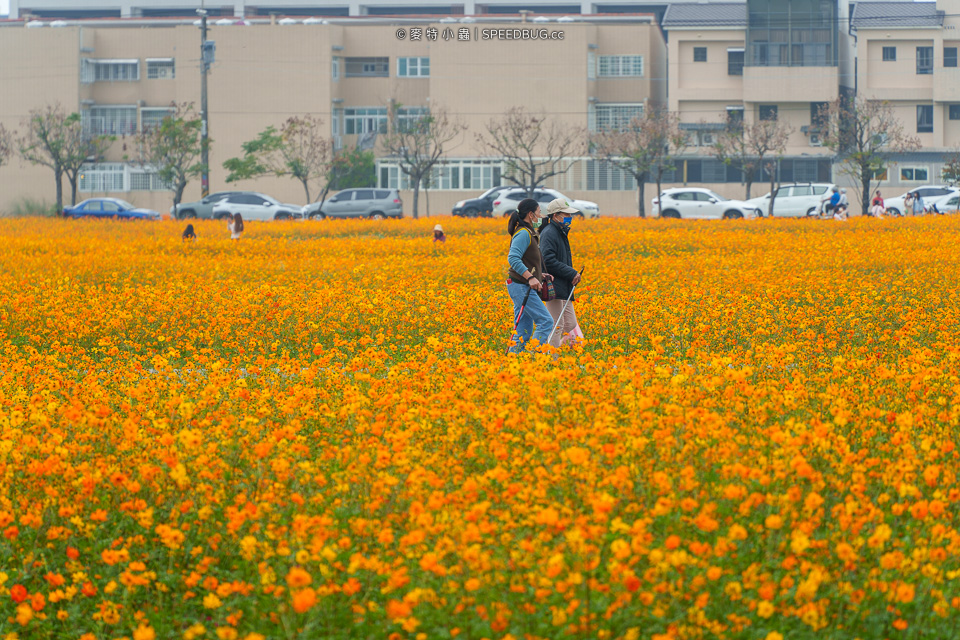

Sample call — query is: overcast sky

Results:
[1,1,9,16]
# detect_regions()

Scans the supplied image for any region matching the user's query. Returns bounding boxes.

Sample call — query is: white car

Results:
[928,191,960,214]
[745,182,835,217]
[884,185,957,215]
[652,188,760,219]
[492,188,600,218]
[211,193,304,221]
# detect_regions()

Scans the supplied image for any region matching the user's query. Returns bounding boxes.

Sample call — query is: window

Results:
[586,160,636,190]
[727,49,744,75]
[917,105,933,133]
[759,104,778,121]
[917,47,933,75]
[810,101,828,127]
[900,167,929,181]
[344,57,389,78]
[146,58,175,79]
[882,46,896,62]
[378,159,501,190]
[397,57,430,77]
[82,105,138,136]
[672,191,696,201]
[394,106,429,132]
[81,59,140,83]
[693,47,707,62]
[946,47,958,68]
[140,107,175,130]
[726,106,744,127]
[598,55,644,77]
[950,105,960,120]
[344,107,388,135]
[594,104,644,131]
[332,56,340,81]
[79,163,168,192]
[587,51,596,79]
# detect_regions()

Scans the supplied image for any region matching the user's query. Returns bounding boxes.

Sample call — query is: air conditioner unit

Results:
[154,66,172,79]
[809,133,822,147]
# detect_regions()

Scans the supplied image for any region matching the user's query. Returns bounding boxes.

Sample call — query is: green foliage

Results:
[1,197,59,217]
[223,126,283,182]
[136,103,207,207]
[328,149,375,190]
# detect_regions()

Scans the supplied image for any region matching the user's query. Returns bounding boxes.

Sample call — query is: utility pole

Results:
[198,5,210,197]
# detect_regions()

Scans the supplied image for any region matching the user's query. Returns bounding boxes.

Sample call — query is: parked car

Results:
[491,188,600,218]
[171,191,247,219]
[745,182,835,217]
[652,188,760,219]
[211,193,304,221]
[64,198,162,220]
[452,186,512,217]
[928,191,960,213]
[884,185,957,215]
[303,189,403,220]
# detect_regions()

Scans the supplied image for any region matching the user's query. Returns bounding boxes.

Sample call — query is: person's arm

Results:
[540,230,578,282]
[508,230,539,288]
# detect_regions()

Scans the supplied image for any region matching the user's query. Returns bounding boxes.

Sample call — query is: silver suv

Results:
[304,189,403,220]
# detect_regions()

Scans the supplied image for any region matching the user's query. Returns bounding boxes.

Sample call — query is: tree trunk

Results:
[637,180,646,218]
[174,180,187,211]
[55,168,64,216]
[425,183,430,217]
[861,174,872,216]
[412,177,420,219]
[70,177,78,206]
[301,179,311,205]
[744,179,753,200]
[767,172,776,218]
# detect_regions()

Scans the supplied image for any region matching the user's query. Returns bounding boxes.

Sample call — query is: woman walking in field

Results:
[871,190,885,218]
[506,198,554,353]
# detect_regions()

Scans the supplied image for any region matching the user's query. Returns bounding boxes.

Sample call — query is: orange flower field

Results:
[2,216,960,639]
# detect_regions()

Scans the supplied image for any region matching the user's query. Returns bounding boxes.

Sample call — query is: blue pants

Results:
[507,281,555,353]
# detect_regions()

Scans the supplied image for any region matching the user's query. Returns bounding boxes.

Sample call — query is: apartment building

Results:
[0,17,666,215]
[851,1,960,190]
[662,0,845,194]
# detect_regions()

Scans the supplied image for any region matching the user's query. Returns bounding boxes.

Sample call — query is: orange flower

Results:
[292,588,317,614]
[10,584,28,603]
[285,567,312,588]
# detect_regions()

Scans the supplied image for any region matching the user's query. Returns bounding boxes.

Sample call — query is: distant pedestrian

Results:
[914,192,926,215]
[825,187,840,215]
[839,188,849,212]
[871,190,885,217]
[182,224,197,241]
[228,213,244,240]
[904,193,915,216]
[506,198,554,353]
[433,224,446,243]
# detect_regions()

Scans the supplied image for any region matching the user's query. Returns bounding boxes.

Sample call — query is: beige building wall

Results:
[668,29,744,108]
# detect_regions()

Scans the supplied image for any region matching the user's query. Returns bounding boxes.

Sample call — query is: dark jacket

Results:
[539,219,578,301]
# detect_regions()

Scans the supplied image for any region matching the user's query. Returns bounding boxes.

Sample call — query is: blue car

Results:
[64,198,162,220]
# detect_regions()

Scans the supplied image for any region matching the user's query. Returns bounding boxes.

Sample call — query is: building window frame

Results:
[917,104,934,133]
[946,46,958,68]
[949,104,960,120]
[593,103,645,132]
[82,105,139,136]
[140,107,175,131]
[377,158,502,190]
[397,56,430,78]
[900,166,929,182]
[344,57,389,78]
[81,58,140,83]
[759,104,778,121]
[727,48,744,75]
[882,46,896,62]
[693,46,707,62]
[917,46,934,75]
[332,56,340,81]
[344,107,388,135]
[597,55,644,77]
[145,58,175,79]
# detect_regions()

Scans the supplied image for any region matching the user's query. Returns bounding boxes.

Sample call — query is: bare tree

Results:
[711,116,794,202]
[943,149,960,187]
[18,104,113,214]
[820,96,922,215]
[380,104,464,219]
[133,102,208,212]
[224,115,333,204]
[476,106,584,197]
[592,109,687,217]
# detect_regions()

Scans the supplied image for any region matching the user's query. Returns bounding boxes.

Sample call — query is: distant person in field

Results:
[824,187,840,216]
[228,213,244,240]
[182,224,197,241]
[433,224,446,243]
[871,190,885,217]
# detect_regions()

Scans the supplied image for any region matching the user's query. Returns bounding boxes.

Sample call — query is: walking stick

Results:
[505,284,534,355]
[546,267,585,347]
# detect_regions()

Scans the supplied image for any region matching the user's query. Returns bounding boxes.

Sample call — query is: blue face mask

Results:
[563,216,572,226]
